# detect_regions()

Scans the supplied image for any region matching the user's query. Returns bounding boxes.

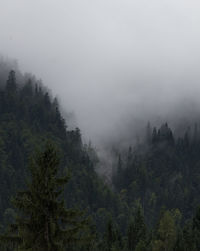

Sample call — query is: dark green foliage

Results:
[97,217,123,251]
[191,207,200,250]
[127,206,146,251]
[112,121,200,225]
[0,68,130,250]
[0,143,91,250]
[110,120,200,249]
[0,69,127,229]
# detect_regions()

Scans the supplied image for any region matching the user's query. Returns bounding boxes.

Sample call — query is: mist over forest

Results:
[1,0,200,147]
[1,1,200,250]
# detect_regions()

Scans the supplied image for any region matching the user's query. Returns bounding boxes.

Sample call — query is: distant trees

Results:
[6,70,17,94]
[112,120,200,226]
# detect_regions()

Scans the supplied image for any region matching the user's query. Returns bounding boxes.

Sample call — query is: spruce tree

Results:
[0,143,90,251]
[6,70,17,94]
[153,210,176,251]
[192,207,200,250]
[103,217,119,251]
[127,205,146,251]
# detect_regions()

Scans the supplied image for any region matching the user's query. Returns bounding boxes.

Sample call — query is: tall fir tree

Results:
[127,205,146,251]
[6,70,17,94]
[0,143,91,251]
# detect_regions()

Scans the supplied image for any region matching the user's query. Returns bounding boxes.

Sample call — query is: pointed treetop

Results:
[6,70,17,93]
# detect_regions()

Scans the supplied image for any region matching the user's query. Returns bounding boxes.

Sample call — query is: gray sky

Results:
[1,0,200,144]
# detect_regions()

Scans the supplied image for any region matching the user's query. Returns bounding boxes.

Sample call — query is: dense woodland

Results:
[113,122,200,224]
[0,64,200,250]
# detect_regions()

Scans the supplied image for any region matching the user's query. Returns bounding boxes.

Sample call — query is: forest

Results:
[0,65,200,250]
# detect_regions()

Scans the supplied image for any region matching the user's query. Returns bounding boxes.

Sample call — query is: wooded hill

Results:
[1,64,200,250]
[0,69,128,233]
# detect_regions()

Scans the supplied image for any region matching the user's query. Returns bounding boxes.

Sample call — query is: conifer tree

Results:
[153,210,176,251]
[6,70,17,94]
[103,217,119,251]
[0,143,90,251]
[146,122,152,144]
[152,128,158,144]
[192,207,200,250]
[127,205,146,251]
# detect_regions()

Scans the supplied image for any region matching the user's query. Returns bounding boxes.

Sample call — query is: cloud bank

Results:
[1,0,200,145]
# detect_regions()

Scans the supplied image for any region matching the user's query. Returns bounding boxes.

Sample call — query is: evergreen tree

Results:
[153,210,176,251]
[127,206,146,251]
[146,122,152,145]
[6,70,17,94]
[0,143,90,251]
[152,127,157,144]
[192,207,200,250]
[102,217,121,251]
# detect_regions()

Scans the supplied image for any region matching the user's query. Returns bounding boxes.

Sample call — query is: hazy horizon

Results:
[1,0,200,146]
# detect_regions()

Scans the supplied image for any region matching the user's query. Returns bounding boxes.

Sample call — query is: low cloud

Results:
[1,0,200,147]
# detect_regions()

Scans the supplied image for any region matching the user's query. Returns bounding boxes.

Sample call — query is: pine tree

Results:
[103,217,119,251]
[192,207,200,250]
[127,219,135,251]
[146,122,152,144]
[152,127,158,144]
[6,70,17,94]
[127,205,146,251]
[153,210,176,251]
[0,143,91,251]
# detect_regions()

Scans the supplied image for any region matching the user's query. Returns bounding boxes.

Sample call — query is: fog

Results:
[1,0,200,146]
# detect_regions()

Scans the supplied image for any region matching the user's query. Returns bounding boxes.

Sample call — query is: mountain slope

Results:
[0,69,128,233]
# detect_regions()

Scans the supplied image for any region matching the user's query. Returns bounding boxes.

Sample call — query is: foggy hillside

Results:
[2,1,200,249]
[1,0,200,148]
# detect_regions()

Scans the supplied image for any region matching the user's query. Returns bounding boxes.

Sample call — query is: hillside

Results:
[0,69,128,234]
[1,67,200,250]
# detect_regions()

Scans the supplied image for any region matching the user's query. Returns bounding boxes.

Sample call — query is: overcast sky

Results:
[1,0,200,144]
